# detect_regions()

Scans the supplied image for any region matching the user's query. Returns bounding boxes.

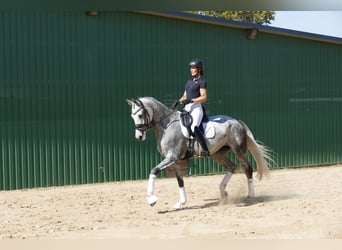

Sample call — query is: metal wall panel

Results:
[0,11,341,190]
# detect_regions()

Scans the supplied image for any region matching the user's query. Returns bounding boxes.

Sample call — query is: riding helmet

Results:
[189,58,204,75]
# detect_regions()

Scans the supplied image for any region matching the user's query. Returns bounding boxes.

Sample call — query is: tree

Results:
[187,11,275,25]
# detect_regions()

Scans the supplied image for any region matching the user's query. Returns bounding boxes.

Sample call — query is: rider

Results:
[177,58,210,157]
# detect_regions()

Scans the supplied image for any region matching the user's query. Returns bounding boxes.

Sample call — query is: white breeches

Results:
[185,103,203,132]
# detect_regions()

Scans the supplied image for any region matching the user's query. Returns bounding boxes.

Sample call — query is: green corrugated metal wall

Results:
[0,11,341,190]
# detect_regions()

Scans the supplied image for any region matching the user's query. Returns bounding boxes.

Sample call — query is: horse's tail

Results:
[239,120,274,180]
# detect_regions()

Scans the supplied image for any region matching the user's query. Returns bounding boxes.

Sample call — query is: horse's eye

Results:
[138,114,143,119]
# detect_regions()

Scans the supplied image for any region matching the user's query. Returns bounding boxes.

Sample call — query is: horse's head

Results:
[127,98,153,141]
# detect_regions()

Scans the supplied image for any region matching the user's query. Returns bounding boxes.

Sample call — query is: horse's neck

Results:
[150,104,178,139]
[155,111,174,128]
[150,102,172,124]
[143,99,182,155]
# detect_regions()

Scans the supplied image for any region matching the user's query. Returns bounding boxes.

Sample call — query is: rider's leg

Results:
[185,104,209,156]
[194,126,210,156]
[189,104,210,156]
[186,103,203,134]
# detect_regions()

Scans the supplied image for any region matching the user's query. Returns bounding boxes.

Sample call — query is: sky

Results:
[269,11,342,38]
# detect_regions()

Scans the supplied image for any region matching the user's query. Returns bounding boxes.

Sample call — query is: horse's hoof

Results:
[173,202,185,210]
[219,196,228,205]
[147,195,159,206]
[247,191,255,198]
[218,191,228,205]
[220,191,228,198]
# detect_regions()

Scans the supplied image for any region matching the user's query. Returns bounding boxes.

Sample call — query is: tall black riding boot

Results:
[194,126,210,157]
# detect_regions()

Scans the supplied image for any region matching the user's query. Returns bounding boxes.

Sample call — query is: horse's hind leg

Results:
[234,148,255,198]
[211,148,237,203]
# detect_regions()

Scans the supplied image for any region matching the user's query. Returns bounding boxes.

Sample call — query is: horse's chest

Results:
[158,136,181,157]
[157,141,169,156]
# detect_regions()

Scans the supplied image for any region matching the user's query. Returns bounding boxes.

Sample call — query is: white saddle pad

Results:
[181,120,215,139]
[180,115,235,139]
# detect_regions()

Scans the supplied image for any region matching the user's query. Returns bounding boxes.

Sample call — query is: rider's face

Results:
[190,66,200,77]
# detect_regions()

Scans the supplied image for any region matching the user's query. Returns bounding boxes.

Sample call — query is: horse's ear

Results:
[126,98,135,106]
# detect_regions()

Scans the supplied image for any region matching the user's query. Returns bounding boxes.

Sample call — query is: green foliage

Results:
[187,11,275,25]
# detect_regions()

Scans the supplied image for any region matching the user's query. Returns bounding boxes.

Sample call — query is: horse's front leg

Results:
[147,157,176,206]
[173,164,187,210]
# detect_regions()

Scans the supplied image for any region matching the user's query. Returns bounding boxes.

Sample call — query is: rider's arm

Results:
[179,90,187,103]
[192,88,207,104]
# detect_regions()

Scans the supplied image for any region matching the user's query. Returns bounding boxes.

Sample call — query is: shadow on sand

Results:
[157,194,297,214]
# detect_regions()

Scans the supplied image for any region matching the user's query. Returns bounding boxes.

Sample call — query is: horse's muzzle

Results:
[135,130,146,141]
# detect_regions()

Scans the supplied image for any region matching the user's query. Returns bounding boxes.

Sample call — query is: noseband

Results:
[132,99,152,132]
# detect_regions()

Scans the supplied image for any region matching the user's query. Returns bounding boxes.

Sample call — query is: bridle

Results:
[131,98,176,133]
[132,99,152,132]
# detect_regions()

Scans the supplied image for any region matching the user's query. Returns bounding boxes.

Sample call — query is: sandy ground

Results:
[0,165,341,239]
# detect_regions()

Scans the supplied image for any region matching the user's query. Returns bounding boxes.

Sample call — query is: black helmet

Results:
[189,58,204,75]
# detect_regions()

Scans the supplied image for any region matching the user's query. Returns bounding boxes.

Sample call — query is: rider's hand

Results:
[182,99,193,105]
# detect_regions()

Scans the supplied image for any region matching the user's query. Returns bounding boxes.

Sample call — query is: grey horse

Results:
[127,97,273,209]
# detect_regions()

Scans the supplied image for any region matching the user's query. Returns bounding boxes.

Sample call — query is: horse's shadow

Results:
[232,194,296,207]
[157,194,296,214]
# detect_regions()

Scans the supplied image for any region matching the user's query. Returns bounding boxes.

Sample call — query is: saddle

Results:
[180,110,215,139]
[179,109,215,158]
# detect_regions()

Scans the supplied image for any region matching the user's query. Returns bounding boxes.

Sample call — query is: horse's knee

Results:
[150,168,161,176]
[228,164,237,173]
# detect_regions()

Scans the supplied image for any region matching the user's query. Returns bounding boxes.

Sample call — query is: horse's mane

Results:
[138,97,169,111]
